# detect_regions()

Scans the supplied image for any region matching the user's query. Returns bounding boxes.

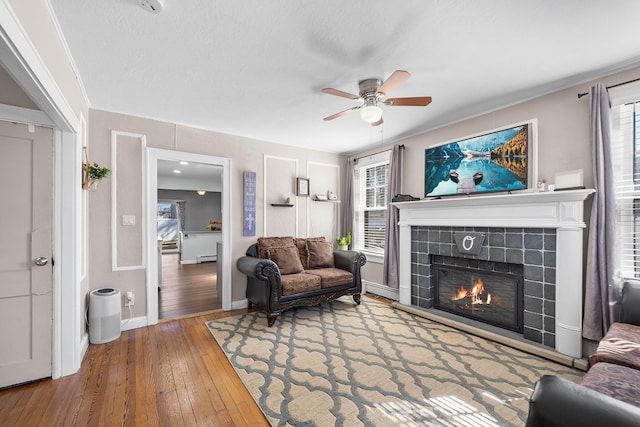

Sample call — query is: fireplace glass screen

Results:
[433,264,523,333]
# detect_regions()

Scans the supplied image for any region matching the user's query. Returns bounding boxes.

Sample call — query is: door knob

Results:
[34,257,49,266]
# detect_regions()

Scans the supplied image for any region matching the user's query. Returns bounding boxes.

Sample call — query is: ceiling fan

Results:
[321,70,432,127]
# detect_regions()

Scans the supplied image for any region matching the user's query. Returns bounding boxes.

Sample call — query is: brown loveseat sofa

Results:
[525,280,640,427]
[236,236,366,326]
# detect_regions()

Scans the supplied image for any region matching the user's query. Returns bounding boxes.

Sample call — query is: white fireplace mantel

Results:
[392,189,594,358]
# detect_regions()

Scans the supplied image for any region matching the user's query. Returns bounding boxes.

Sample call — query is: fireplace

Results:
[432,260,523,333]
[392,189,594,358]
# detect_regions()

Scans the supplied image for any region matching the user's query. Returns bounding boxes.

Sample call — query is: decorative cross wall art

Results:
[243,171,256,236]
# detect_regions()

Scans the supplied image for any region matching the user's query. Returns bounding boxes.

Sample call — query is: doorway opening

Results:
[156,183,223,319]
[146,148,232,325]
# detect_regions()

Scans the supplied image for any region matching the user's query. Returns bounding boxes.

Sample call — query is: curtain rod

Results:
[577,77,640,99]
[353,144,404,162]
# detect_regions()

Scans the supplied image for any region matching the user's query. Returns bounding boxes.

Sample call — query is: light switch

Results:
[122,215,136,226]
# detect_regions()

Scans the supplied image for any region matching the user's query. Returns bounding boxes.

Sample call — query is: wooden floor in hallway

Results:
[159,252,221,320]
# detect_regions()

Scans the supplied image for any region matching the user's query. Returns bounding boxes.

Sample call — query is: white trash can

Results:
[88,288,122,344]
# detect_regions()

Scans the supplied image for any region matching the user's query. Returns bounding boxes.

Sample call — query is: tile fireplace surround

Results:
[393,189,594,358]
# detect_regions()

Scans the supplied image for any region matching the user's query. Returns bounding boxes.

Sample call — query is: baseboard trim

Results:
[363,280,399,301]
[120,316,148,331]
[232,299,249,310]
[79,332,89,364]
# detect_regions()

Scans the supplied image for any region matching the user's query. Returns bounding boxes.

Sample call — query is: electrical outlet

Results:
[125,291,134,306]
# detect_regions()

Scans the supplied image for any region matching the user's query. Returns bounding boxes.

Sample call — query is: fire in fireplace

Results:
[433,264,523,333]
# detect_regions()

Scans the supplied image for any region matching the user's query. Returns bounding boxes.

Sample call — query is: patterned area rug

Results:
[206,297,582,426]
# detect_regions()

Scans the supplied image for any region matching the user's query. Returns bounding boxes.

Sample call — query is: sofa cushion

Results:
[307,240,334,268]
[280,273,322,296]
[257,236,295,259]
[580,362,640,408]
[268,246,304,275]
[305,268,353,288]
[295,236,325,268]
[590,322,640,370]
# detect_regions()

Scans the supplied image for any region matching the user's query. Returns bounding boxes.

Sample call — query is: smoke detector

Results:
[137,0,164,14]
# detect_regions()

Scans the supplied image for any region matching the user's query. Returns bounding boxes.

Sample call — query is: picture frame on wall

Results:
[296,177,310,196]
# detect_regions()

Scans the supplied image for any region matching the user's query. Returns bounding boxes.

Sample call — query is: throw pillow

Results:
[257,236,295,259]
[295,236,325,268]
[268,246,304,275]
[307,240,334,269]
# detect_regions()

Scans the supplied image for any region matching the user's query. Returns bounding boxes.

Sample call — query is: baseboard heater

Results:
[197,255,216,263]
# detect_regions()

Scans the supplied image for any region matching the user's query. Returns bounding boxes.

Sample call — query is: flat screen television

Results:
[425,123,530,197]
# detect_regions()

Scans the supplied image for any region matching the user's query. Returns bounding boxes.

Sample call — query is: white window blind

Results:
[354,152,390,255]
[611,100,640,279]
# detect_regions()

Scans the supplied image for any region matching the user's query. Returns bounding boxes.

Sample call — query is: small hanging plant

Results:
[87,162,111,181]
[83,162,111,190]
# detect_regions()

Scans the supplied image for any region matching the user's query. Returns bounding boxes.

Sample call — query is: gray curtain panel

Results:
[583,83,619,341]
[383,144,403,288]
[343,157,355,239]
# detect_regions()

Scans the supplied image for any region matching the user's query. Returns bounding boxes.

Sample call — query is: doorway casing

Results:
[145,148,232,325]
[0,1,83,378]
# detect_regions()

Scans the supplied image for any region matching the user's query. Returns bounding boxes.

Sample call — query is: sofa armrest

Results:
[526,375,640,427]
[236,256,279,281]
[333,250,366,273]
[621,280,640,326]
[237,255,283,312]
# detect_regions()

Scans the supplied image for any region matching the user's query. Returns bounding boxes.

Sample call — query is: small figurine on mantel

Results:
[285,197,291,204]
[537,179,547,192]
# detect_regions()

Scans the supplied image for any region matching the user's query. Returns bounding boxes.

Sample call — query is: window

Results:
[611,83,640,279]
[354,152,390,255]
[157,202,176,219]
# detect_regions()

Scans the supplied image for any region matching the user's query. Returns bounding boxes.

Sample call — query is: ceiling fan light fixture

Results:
[360,104,382,123]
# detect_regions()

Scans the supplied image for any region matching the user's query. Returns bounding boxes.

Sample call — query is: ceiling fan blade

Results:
[387,96,432,107]
[323,106,361,121]
[378,70,410,96]
[371,117,384,127]
[321,87,359,100]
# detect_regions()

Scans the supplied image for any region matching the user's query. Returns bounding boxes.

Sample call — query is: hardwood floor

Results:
[159,253,221,320]
[0,310,269,426]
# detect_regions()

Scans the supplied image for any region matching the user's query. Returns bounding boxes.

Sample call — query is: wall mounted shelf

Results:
[271,203,294,207]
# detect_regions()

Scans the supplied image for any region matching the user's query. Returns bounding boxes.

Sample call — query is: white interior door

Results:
[0,121,53,388]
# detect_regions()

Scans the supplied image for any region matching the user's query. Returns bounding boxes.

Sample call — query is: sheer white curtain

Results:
[383,144,403,288]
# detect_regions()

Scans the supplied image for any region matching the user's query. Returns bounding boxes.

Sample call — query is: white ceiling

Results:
[157,159,222,189]
[49,0,640,154]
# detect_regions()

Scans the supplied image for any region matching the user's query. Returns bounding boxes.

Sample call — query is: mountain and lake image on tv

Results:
[425,124,528,197]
